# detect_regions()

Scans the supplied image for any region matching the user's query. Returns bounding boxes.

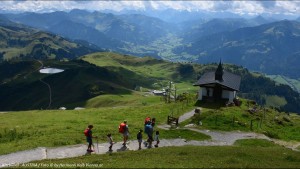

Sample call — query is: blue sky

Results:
[0,1,300,17]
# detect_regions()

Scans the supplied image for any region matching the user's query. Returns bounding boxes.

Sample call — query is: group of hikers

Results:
[84,117,160,152]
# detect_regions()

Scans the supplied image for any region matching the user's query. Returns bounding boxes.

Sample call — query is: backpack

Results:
[84,128,90,137]
[151,119,156,127]
[119,123,126,133]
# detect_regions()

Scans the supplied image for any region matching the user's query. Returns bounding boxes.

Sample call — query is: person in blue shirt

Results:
[144,121,153,148]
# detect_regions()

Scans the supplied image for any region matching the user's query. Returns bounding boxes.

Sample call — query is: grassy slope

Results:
[0,60,135,110]
[78,51,200,108]
[0,52,199,111]
[82,52,174,78]
[77,52,199,108]
[0,25,98,61]
[80,93,160,108]
[265,95,287,108]
[81,52,198,93]
[267,74,300,93]
[0,102,200,155]
[27,140,300,168]
[186,98,300,141]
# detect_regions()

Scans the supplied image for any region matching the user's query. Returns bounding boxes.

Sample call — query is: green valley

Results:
[1,52,300,114]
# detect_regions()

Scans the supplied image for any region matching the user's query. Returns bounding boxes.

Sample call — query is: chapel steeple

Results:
[215,60,224,81]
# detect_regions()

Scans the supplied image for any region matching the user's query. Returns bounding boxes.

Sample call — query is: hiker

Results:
[84,125,97,152]
[107,133,114,152]
[154,130,160,147]
[137,129,143,150]
[144,121,153,148]
[119,120,129,146]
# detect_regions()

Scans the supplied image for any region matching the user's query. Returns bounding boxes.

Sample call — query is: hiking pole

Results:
[96,137,99,153]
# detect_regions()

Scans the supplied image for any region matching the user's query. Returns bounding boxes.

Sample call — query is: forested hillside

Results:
[0,51,299,113]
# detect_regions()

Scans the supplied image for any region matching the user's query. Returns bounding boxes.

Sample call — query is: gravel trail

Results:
[1,108,299,168]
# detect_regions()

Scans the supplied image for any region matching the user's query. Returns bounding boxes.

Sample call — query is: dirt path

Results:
[1,108,299,168]
[176,108,300,151]
[0,138,224,168]
[178,108,196,123]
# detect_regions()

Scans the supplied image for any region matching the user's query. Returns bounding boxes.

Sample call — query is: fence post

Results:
[260,117,262,128]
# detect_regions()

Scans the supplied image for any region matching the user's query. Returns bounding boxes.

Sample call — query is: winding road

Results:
[35,59,52,109]
[39,78,52,109]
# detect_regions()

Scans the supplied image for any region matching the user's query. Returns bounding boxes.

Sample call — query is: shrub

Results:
[263,130,279,139]
[53,141,70,146]
[238,121,246,126]
[274,117,284,125]
[242,112,250,118]
[75,139,82,144]
[283,115,291,122]
[0,128,30,143]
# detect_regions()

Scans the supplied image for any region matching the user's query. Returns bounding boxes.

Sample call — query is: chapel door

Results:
[213,85,222,100]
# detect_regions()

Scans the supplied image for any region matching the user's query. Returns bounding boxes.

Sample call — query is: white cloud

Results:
[230,1,265,15]
[275,1,300,15]
[0,0,299,17]
[0,1,75,12]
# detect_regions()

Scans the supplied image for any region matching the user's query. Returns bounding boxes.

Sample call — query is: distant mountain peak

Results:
[69,9,91,15]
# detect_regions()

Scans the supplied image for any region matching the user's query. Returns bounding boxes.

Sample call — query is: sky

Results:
[0,1,300,17]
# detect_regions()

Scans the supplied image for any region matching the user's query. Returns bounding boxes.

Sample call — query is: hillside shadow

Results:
[194,100,227,109]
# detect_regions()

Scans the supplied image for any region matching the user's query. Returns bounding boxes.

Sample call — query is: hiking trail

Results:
[0,108,299,168]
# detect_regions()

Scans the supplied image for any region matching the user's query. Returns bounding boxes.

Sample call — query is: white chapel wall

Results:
[198,88,203,100]
[222,90,230,99]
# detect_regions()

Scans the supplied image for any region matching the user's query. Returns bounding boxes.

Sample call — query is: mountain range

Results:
[177,20,300,79]
[4,10,175,52]
[3,9,300,80]
[0,15,102,60]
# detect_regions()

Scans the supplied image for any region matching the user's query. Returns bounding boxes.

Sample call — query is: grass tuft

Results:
[234,139,281,147]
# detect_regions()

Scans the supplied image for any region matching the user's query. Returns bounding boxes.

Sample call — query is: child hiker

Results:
[84,125,97,152]
[154,130,160,147]
[137,129,143,150]
[107,133,114,152]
